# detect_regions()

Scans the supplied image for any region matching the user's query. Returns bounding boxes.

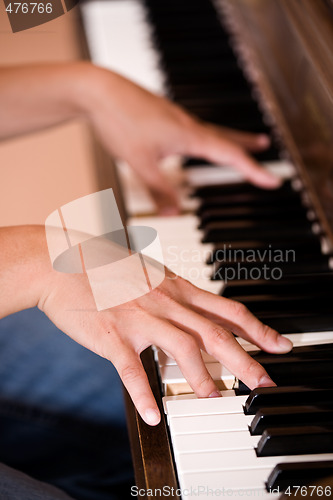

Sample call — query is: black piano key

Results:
[146,13,225,35]
[222,272,333,297]
[250,406,333,435]
[214,258,329,281]
[236,294,333,314]
[167,67,245,86]
[253,146,280,162]
[246,345,333,385]
[194,180,295,199]
[209,238,322,265]
[259,359,333,386]
[166,59,240,77]
[214,261,330,281]
[144,0,279,143]
[245,386,333,415]
[256,426,333,457]
[172,82,251,101]
[202,221,314,243]
[253,342,333,359]
[199,205,307,227]
[160,40,232,62]
[198,193,301,212]
[267,461,333,491]
[186,103,263,124]
[259,313,333,334]
[213,246,322,264]
[176,91,255,109]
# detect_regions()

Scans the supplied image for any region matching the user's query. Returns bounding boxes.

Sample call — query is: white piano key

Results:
[161,390,236,405]
[178,449,333,473]
[185,160,295,188]
[81,0,165,94]
[172,431,259,453]
[238,331,333,349]
[169,413,251,435]
[160,363,235,386]
[164,394,247,416]
[157,349,218,367]
[158,328,333,392]
[128,214,222,293]
[177,483,280,500]
[179,468,272,491]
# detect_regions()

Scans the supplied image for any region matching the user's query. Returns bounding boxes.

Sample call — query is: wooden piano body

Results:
[80,0,333,496]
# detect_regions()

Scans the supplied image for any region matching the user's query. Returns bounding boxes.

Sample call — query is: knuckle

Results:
[150,286,171,303]
[230,300,248,318]
[257,322,276,343]
[196,373,213,392]
[120,364,142,384]
[178,336,198,358]
[241,358,262,380]
[209,325,231,343]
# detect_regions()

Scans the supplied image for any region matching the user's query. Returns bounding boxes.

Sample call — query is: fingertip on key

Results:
[277,335,293,352]
[257,375,276,388]
[208,390,222,398]
[257,134,271,148]
[144,408,161,426]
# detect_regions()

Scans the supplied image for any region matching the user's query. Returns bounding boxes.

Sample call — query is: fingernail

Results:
[144,409,160,426]
[159,206,180,216]
[263,176,282,189]
[209,390,221,398]
[258,134,270,147]
[277,336,293,351]
[258,375,276,388]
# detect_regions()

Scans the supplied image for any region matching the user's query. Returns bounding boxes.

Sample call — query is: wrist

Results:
[0,225,53,318]
[69,62,112,119]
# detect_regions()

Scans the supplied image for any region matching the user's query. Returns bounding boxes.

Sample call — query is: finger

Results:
[210,125,271,152]
[145,317,221,398]
[185,287,293,354]
[160,301,276,390]
[188,124,281,189]
[129,156,180,215]
[111,347,161,426]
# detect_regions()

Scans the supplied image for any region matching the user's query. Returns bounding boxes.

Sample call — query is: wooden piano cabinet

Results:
[217,0,333,248]
[123,348,179,497]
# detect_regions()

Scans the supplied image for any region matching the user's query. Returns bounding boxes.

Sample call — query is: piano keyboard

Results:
[80,0,333,495]
[81,0,288,216]
[163,386,333,497]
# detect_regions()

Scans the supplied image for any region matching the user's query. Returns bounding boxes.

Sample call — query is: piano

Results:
[80,0,333,497]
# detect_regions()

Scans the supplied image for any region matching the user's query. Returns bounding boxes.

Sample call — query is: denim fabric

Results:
[0,463,75,500]
[0,308,134,500]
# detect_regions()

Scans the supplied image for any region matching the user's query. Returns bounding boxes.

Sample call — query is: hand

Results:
[0,62,280,214]
[39,261,292,427]
[82,65,281,214]
[0,226,292,427]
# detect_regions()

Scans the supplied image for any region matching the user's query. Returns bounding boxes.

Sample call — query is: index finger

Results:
[186,287,293,354]
[188,122,281,189]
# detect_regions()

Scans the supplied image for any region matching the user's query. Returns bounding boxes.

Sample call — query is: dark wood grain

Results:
[216,0,333,249]
[124,348,178,497]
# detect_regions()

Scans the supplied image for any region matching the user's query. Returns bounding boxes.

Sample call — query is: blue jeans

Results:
[0,308,134,499]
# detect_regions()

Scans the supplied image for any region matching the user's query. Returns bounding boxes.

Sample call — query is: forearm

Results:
[0,62,95,140]
[0,225,51,318]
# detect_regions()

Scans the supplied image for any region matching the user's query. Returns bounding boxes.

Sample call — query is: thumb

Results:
[129,156,180,215]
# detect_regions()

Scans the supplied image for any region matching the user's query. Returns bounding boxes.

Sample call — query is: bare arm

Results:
[0,62,280,213]
[0,64,87,139]
[0,225,292,426]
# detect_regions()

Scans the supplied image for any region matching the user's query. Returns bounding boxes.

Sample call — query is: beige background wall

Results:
[0,5,99,225]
